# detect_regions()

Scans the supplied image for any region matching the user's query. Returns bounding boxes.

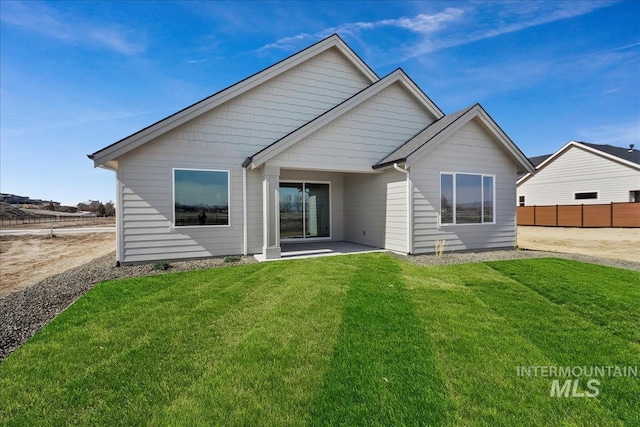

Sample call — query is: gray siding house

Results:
[517,141,640,206]
[90,35,534,264]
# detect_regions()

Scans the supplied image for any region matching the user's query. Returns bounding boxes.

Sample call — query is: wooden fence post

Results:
[611,202,614,227]
[555,204,559,226]
[533,205,536,226]
[581,204,584,227]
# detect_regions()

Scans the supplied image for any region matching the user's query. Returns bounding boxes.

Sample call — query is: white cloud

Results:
[383,9,465,33]
[1,1,145,55]
[403,1,617,60]
[260,1,616,62]
[259,8,464,51]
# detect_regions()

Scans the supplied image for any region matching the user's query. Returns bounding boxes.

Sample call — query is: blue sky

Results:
[1,0,638,205]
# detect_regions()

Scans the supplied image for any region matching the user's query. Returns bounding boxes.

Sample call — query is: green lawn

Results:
[1,254,638,426]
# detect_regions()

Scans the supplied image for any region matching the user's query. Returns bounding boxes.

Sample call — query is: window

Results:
[630,191,640,203]
[279,182,330,239]
[440,173,495,225]
[518,195,526,207]
[574,191,598,200]
[173,169,229,227]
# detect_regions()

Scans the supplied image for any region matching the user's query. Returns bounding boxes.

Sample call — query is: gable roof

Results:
[374,104,475,168]
[529,154,552,167]
[517,140,640,185]
[89,34,379,167]
[516,154,551,179]
[580,142,640,164]
[373,103,535,174]
[243,68,444,169]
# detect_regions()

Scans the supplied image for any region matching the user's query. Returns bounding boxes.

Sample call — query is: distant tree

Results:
[98,203,106,217]
[104,201,115,217]
[441,195,452,211]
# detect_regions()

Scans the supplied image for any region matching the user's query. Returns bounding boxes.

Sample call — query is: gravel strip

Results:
[0,253,255,361]
[398,249,640,271]
[1,249,637,362]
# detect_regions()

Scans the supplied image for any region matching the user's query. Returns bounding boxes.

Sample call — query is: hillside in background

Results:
[0,203,85,219]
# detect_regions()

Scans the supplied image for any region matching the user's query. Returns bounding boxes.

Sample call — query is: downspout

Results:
[98,163,122,265]
[393,163,412,254]
[242,166,248,256]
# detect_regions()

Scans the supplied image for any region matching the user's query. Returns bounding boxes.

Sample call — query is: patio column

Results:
[262,164,281,259]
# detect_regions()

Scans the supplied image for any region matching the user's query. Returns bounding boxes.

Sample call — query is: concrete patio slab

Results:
[254,241,384,262]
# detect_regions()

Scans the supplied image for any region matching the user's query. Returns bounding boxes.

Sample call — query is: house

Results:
[89,34,534,264]
[517,141,640,206]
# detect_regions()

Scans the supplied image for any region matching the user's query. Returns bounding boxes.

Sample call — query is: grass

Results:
[1,254,638,426]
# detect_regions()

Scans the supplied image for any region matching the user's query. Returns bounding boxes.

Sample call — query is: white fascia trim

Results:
[396,71,444,120]
[92,35,378,167]
[518,141,640,186]
[405,105,535,175]
[249,70,442,169]
[573,141,640,170]
[404,106,479,168]
[333,42,379,83]
[474,108,535,175]
[518,140,579,186]
[517,174,532,186]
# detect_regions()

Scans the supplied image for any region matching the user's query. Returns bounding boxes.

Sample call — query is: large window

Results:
[440,173,495,225]
[279,182,330,239]
[173,169,229,227]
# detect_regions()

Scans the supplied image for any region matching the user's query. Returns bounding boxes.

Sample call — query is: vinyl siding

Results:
[270,82,435,171]
[344,170,407,253]
[117,48,370,263]
[518,146,640,205]
[411,119,517,254]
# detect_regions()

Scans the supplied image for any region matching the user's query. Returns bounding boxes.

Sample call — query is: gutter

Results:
[373,158,406,170]
[393,163,412,255]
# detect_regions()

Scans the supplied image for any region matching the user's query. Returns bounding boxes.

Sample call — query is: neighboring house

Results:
[517,141,640,206]
[89,34,534,264]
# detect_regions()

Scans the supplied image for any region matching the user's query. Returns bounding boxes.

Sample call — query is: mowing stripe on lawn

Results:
[310,254,453,426]
[403,262,615,426]
[2,255,637,426]
[151,256,355,426]
[470,260,640,426]
[486,258,640,343]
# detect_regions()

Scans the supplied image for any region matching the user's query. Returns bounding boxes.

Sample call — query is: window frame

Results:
[439,172,496,226]
[172,168,231,228]
[518,195,526,207]
[573,191,599,201]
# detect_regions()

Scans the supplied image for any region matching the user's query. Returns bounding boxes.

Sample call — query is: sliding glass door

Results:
[279,182,330,240]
